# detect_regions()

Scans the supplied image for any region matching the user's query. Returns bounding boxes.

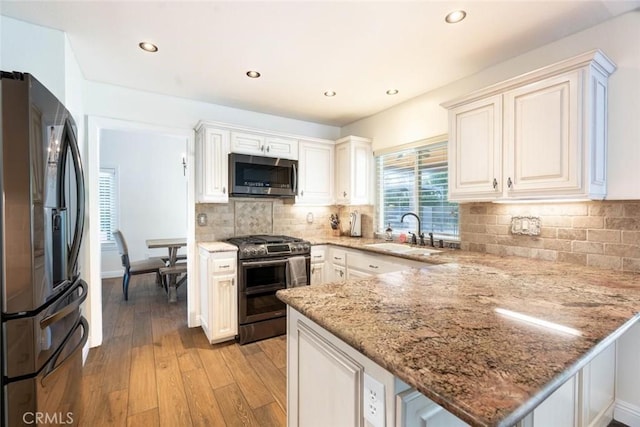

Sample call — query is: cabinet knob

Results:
[507,177,513,189]
[492,178,498,189]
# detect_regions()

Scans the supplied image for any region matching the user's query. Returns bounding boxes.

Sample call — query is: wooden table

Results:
[146,238,187,303]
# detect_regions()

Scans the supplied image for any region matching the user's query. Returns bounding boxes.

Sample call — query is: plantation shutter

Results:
[376,141,459,238]
[99,168,117,245]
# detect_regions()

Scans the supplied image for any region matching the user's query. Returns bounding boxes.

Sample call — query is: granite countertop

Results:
[198,241,238,252]
[277,248,640,427]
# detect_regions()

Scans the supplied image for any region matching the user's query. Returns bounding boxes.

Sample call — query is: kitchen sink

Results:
[365,242,440,256]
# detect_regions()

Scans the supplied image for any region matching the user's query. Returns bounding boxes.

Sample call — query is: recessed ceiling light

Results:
[445,10,467,24]
[138,42,158,53]
[386,89,399,95]
[246,70,261,78]
[324,90,336,97]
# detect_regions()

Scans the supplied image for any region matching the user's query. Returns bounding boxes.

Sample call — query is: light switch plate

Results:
[511,216,541,236]
[363,373,385,427]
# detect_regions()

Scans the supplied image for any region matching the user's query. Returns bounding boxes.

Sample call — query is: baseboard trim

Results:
[101,270,122,279]
[614,400,640,426]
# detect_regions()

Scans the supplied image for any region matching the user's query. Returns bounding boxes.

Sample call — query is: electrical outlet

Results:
[363,373,385,427]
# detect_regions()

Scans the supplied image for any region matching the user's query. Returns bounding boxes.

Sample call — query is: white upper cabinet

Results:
[297,139,335,205]
[230,131,298,160]
[335,136,372,205]
[443,50,615,202]
[195,124,230,203]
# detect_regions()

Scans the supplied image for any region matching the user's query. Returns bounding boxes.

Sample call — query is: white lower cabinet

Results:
[310,246,326,285]
[288,308,397,427]
[396,389,467,427]
[198,247,238,343]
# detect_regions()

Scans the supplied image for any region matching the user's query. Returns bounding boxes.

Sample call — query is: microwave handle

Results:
[292,163,298,195]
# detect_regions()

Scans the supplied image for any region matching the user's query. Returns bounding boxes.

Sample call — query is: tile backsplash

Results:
[459,200,640,273]
[195,199,375,241]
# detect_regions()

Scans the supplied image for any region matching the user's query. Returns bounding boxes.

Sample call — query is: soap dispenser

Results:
[385,223,393,241]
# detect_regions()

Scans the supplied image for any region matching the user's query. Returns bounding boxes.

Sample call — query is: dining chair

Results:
[112,230,166,301]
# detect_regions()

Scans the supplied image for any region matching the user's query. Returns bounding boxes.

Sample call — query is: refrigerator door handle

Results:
[59,118,85,279]
[40,279,87,329]
[41,316,88,387]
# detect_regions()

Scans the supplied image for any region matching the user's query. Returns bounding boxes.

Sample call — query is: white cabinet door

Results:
[265,136,298,160]
[310,262,325,285]
[504,72,580,198]
[297,140,335,205]
[212,272,237,340]
[230,131,265,156]
[295,321,364,427]
[448,95,502,201]
[231,132,298,159]
[396,389,468,427]
[529,375,578,427]
[196,127,230,203]
[335,136,372,205]
[198,248,237,344]
[329,264,346,282]
[582,343,615,427]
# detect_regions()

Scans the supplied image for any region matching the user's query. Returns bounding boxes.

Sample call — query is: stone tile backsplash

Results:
[195,199,375,242]
[459,200,640,273]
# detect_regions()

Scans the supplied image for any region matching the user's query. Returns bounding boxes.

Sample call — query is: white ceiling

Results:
[2,1,638,127]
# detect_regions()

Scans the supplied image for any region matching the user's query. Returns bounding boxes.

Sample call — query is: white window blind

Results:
[376,141,459,238]
[99,168,118,246]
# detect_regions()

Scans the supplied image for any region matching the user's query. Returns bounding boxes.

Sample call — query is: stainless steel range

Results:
[227,235,311,344]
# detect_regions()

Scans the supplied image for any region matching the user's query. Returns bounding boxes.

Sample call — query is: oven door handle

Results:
[241,258,290,268]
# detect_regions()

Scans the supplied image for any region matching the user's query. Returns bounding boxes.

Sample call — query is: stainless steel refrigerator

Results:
[1,71,88,426]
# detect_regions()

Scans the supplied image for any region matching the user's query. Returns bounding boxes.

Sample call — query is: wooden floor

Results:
[81,275,287,426]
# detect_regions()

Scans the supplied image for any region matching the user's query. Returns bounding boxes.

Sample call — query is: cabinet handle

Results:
[368,264,379,269]
[311,267,315,274]
[343,191,347,197]
[313,255,322,258]
[301,190,304,196]
[222,186,226,194]
[334,256,342,260]
[339,270,344,277]
[492,178,498,189]
[507,177,513,189]
[266,145,270,152]
[220,265,229,268]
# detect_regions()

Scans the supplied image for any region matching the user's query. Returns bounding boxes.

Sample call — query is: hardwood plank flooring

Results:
[81,276,286,426]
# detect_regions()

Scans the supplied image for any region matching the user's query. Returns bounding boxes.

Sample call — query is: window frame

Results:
[374,135,459,240]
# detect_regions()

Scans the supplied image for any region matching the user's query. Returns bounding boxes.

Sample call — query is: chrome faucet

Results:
[400,212,424,246]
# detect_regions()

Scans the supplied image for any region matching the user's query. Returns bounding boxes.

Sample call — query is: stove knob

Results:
[258,247,267,255]
[303,243,310,251]
[242,248,251,257]
[250,248,257,256]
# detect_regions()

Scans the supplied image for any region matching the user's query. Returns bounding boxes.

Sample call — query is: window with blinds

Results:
[99,168,118,246]
[376,141,459,239]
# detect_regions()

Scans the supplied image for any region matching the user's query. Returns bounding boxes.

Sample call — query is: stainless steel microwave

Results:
[229,153,298,198]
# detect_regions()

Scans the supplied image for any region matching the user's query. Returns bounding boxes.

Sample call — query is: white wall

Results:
[100,128,188,277]
[342,10,640,200]
[84,80,340,140]
[1,16,66,102]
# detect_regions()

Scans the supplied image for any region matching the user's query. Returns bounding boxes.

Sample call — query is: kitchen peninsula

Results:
[277,248,640,427]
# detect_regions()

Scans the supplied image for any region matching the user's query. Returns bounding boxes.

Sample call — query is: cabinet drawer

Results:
[348,252,397,274]
[311,248,326,263]
[213,258,236,273]
[329,248,346,266]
